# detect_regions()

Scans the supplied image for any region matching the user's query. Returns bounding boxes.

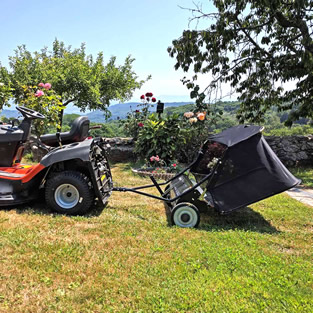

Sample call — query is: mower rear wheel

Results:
[45,171,94,215]
[171,202,200,228]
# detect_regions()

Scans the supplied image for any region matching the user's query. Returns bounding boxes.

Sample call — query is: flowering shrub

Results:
[35,90,45,97]
[183,112,194,118]
[134,113,186,163]
[147,155,166,171]
[18,82,63,136]
[150,154,160,163]
[176,109,214,163]
[168,161,181,173]
[122,92,157,139]
[184,111,207,123]
[142,155,180,174]
[125,93,213,165]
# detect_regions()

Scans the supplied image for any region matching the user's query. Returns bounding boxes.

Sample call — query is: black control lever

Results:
[56,132,63,148]
[11,119,19,127]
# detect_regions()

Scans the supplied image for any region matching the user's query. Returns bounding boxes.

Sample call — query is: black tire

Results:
[171,202,200,228]
[45,171,94,215]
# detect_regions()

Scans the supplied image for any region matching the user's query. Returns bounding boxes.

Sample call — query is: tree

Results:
[168,0,313,125]
[0,39,146,125]
[0,67,13,107]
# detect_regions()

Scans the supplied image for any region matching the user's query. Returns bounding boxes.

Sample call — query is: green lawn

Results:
[0,163,312,312]
[290,167,313,188]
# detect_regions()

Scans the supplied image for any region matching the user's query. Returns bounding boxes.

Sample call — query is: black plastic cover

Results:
[0,126,23,143]
[40,139,92,167]
[209,134,300,213]
[208,125,263,147]
[0,126,24,166]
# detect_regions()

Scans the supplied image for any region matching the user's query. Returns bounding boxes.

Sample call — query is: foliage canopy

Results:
[168,0,313,125]
[0,39,146,117]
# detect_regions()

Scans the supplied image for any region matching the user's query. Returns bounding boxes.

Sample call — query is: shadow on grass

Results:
[164,204,279,234]
[2,189,278,233]
[2,197,107,218]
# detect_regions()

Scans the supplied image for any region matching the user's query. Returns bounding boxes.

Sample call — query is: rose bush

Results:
[122,92,157,139]
[134,113,187,163]
[126,93,213,165]
[18,82,63,136]
[140,155,181,176]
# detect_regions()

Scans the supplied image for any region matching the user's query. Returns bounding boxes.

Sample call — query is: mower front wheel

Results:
[171,202,200,228]
[45,171,94,215]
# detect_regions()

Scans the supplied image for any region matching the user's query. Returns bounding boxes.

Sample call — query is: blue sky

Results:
[0,0,215,105]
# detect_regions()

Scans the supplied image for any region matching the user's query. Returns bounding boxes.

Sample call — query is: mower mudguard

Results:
[40,139,92,167]
[40,138,112,204]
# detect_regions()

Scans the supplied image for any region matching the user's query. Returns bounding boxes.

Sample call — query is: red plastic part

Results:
[0,163,46,183]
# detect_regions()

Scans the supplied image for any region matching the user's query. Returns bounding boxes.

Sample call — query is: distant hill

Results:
[0,109,20,119]
[86,101,193,122]
[0,101,194,123]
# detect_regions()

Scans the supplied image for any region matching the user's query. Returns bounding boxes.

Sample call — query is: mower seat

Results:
[40,116,90,147]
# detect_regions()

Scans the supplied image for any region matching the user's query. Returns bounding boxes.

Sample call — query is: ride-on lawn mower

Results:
[0,106,112,215]
[0,106,300,228]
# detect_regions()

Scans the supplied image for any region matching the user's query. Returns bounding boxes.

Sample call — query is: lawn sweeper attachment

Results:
[115,125,300,228]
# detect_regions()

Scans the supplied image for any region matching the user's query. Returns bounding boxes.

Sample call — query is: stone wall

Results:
[27,135,313,167]
[265,135,313,167]
[106,136,313,167]
[105,137,135,163]
[27,137,136,163]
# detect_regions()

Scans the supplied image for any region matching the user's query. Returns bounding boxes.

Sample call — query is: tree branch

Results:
[236,18,272,58]
[275,12,313,54]
[63,98,77,106]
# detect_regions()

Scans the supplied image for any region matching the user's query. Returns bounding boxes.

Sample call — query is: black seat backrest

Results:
[40,116,90,147]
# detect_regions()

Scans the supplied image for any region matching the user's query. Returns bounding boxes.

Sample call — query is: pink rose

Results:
[138,122,144,127]
[44,83,51,90]
[35,90,44,97]
[152,97,156,102]
[172,163,177,167]
[38,82,45,87]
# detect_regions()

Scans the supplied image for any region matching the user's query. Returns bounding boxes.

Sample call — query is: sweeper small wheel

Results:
[45,171,94,215]
[171,202,200,228]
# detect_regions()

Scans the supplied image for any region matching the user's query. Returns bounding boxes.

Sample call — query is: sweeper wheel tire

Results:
[45,171,94,215]
[171,202,200,228]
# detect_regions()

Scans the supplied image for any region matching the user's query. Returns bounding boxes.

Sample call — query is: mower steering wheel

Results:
[16,106,45,120]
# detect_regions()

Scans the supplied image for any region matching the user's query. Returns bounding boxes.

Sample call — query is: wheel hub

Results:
[55,184,79,209]
[172,204,199,228]
[181,213,191,223]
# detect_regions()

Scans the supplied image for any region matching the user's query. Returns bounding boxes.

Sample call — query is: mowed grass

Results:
[290,167,313,188]
[0,163,312,313]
